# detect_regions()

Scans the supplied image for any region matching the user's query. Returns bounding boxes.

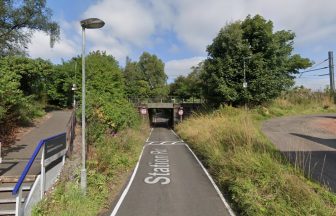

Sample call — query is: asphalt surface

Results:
[0,110,72,176]
[262,114,336,192]
[111,125,232,216]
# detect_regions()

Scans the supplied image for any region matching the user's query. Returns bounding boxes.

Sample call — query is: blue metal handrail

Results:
[12,132,66,195]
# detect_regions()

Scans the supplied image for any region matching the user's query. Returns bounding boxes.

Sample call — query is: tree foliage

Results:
[83,51,139,132]
[170,62,203,99]
[124,52,169,99]
[0,56,51,123]
[0,0,60,56]
[202,15,311,106]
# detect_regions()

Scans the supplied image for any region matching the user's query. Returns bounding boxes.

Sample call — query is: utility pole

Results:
[328,51,335,103]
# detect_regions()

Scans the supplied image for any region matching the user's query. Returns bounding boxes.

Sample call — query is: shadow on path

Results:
[283,150,336,192]
[2,144,28,157]
[290,133,336,150]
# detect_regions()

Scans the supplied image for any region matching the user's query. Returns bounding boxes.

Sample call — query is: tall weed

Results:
[176,106,336,215]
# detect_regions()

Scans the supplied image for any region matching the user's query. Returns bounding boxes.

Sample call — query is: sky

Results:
[27,0,336,90]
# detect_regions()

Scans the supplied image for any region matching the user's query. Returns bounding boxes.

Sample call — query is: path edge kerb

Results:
[171,129,236,216]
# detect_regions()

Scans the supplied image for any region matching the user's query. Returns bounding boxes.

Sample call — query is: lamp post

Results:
[80,18,105,194]
[243,56,251,109]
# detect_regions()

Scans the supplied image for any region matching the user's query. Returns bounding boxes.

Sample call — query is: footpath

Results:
[0,110,72,177]
[0,110,72,215]
[110,127,234,216]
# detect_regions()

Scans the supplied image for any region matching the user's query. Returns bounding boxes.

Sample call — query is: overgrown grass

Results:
[254,88,336,120]
[176,90,336,215]
[32,121,149,215]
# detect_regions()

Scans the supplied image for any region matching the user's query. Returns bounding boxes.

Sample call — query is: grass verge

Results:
[176,94,336,215]
[32,121,149,216]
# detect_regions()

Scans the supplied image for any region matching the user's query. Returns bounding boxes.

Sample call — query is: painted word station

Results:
[144,148,170,185]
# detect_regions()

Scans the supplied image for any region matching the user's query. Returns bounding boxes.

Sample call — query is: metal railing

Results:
[129,97,205,105]
[65,111,76,154]
[12,132,67,216]
[12,110,76,216]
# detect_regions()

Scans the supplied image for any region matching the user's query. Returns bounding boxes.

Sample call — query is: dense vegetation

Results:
[169,62,203,100]
[170,15,312,106]
[31,51,151,215]
[124,52,169,100]
[176,91,336,215]
[33,123,149,215]
[0,56,54,134]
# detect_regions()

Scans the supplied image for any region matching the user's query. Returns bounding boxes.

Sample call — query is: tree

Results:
[83,51,138,132]
[0,56,47,124]
[170,76,190,99]
[124,58,151,99]
[124,52,169,99]
[137,52,168,98]
[0,0,60,56]
[202,15,311,106]
[170,62,204,100]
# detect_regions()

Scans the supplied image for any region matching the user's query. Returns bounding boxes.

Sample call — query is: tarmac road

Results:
[262,114,336,192]
[110,125,233,216]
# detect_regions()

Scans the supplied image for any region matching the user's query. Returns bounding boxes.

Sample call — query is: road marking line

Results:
[148,143,185,146]
[146,140,179,142]
[170,129,184,142]
[160,141,167,145]
[110,145,145,216]
[171,141,183,145]
[184,143,236,216]
[146,128,153,142]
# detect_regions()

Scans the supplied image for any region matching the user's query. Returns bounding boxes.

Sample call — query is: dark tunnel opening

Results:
[148,108,174,128]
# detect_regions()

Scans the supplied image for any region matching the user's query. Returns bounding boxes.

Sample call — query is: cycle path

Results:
[110,127,234,216]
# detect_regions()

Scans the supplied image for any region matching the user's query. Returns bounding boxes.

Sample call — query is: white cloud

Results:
[28,30,77,62]
[27,0,336,75]
[148,0,336,53]
[165,56,205,79]
[83,0,155,47]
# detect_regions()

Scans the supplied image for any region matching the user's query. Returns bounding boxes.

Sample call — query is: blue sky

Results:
[27,0,336,89]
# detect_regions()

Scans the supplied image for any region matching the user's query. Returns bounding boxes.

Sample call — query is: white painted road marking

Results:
[146,128,153,142]
[110,129,154,216]
[170,129,235,216]
[184,144,236,216]
[111,128,235,216]
[146,141,185,146]
[144,148,171,185]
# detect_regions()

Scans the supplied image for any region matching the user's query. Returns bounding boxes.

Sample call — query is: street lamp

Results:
[80,18,105,194]
[243,56,251,109]
[243,56,251,89]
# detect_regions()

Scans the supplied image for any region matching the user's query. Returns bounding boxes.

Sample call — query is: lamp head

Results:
[80,18,105,29]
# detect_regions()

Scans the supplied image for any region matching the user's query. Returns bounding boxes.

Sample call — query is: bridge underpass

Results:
[147,103,178,128]
[138,102,203,128]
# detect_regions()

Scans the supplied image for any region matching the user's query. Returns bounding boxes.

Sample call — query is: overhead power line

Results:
[298,59,328,78]
[309,58,328,70]
[300,66,328,74]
